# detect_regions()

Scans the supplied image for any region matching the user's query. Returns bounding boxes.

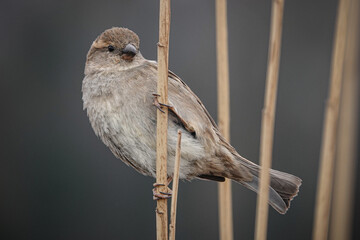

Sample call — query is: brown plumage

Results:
[82,27,301,214]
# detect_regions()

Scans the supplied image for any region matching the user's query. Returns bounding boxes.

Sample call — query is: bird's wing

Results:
[167,70,219,137]
[147,61,253,180]
[148,60,230,146]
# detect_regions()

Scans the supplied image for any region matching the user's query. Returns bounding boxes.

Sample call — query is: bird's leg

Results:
[152,93,173,113]
[153,177,173,200]
[167,176,173,186]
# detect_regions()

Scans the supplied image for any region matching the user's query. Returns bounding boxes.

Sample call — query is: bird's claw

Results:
[152,179,173,200]
[152,186,172,200]
[153,183,165,187]
[152,93,173,113]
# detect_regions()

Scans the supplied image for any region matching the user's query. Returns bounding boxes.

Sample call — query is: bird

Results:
[82,27,301,214]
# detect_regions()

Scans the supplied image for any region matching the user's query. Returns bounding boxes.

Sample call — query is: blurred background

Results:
[1,0,359,239]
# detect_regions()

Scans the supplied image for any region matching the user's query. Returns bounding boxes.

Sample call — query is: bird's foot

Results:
[152,183,172,200]
[152,93,173,113]
[152,177,173,200]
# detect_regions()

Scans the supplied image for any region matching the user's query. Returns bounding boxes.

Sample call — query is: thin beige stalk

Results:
[215,0,233,240]
[169,130,182,240]
[156,0,171,239]
[254,1,284,240]
[329,0,359,239]
[312,0,351,239]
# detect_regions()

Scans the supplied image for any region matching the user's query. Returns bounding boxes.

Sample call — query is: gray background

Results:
[1,0,359,239]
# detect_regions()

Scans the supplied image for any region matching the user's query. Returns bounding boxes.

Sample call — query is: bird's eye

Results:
[108,45,115,52]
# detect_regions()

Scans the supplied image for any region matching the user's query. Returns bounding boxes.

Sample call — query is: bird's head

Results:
[86,27,141,71]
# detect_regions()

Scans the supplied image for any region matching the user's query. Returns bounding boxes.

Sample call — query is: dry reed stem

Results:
[329,0,359,239]
[312,0,351,239]
[169,130,182,240]
[156,0,171,239]
[215,0,233,240]
[254,1,284,240]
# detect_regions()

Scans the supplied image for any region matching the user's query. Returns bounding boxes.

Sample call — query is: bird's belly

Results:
[88,93,158,176]
[88,94,208,179]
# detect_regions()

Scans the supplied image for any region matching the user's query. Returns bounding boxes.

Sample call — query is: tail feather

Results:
[241,176,289,214]
[268,169,302,208]
[233,156,302,214]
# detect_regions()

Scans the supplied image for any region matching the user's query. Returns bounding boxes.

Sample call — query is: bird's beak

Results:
[121,44,137,61]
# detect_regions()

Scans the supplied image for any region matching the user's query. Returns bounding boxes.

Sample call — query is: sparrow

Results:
[82,27,301,214]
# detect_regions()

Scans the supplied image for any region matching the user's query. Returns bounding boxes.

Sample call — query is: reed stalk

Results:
[169,131,182,240]
[329,0,359,239]
[312,0,351,239]
[216,0,233,239]
[156,0,171,239]
[254,1,285,240]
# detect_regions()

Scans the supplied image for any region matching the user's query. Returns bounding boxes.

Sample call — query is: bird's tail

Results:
[232,156,302,214]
